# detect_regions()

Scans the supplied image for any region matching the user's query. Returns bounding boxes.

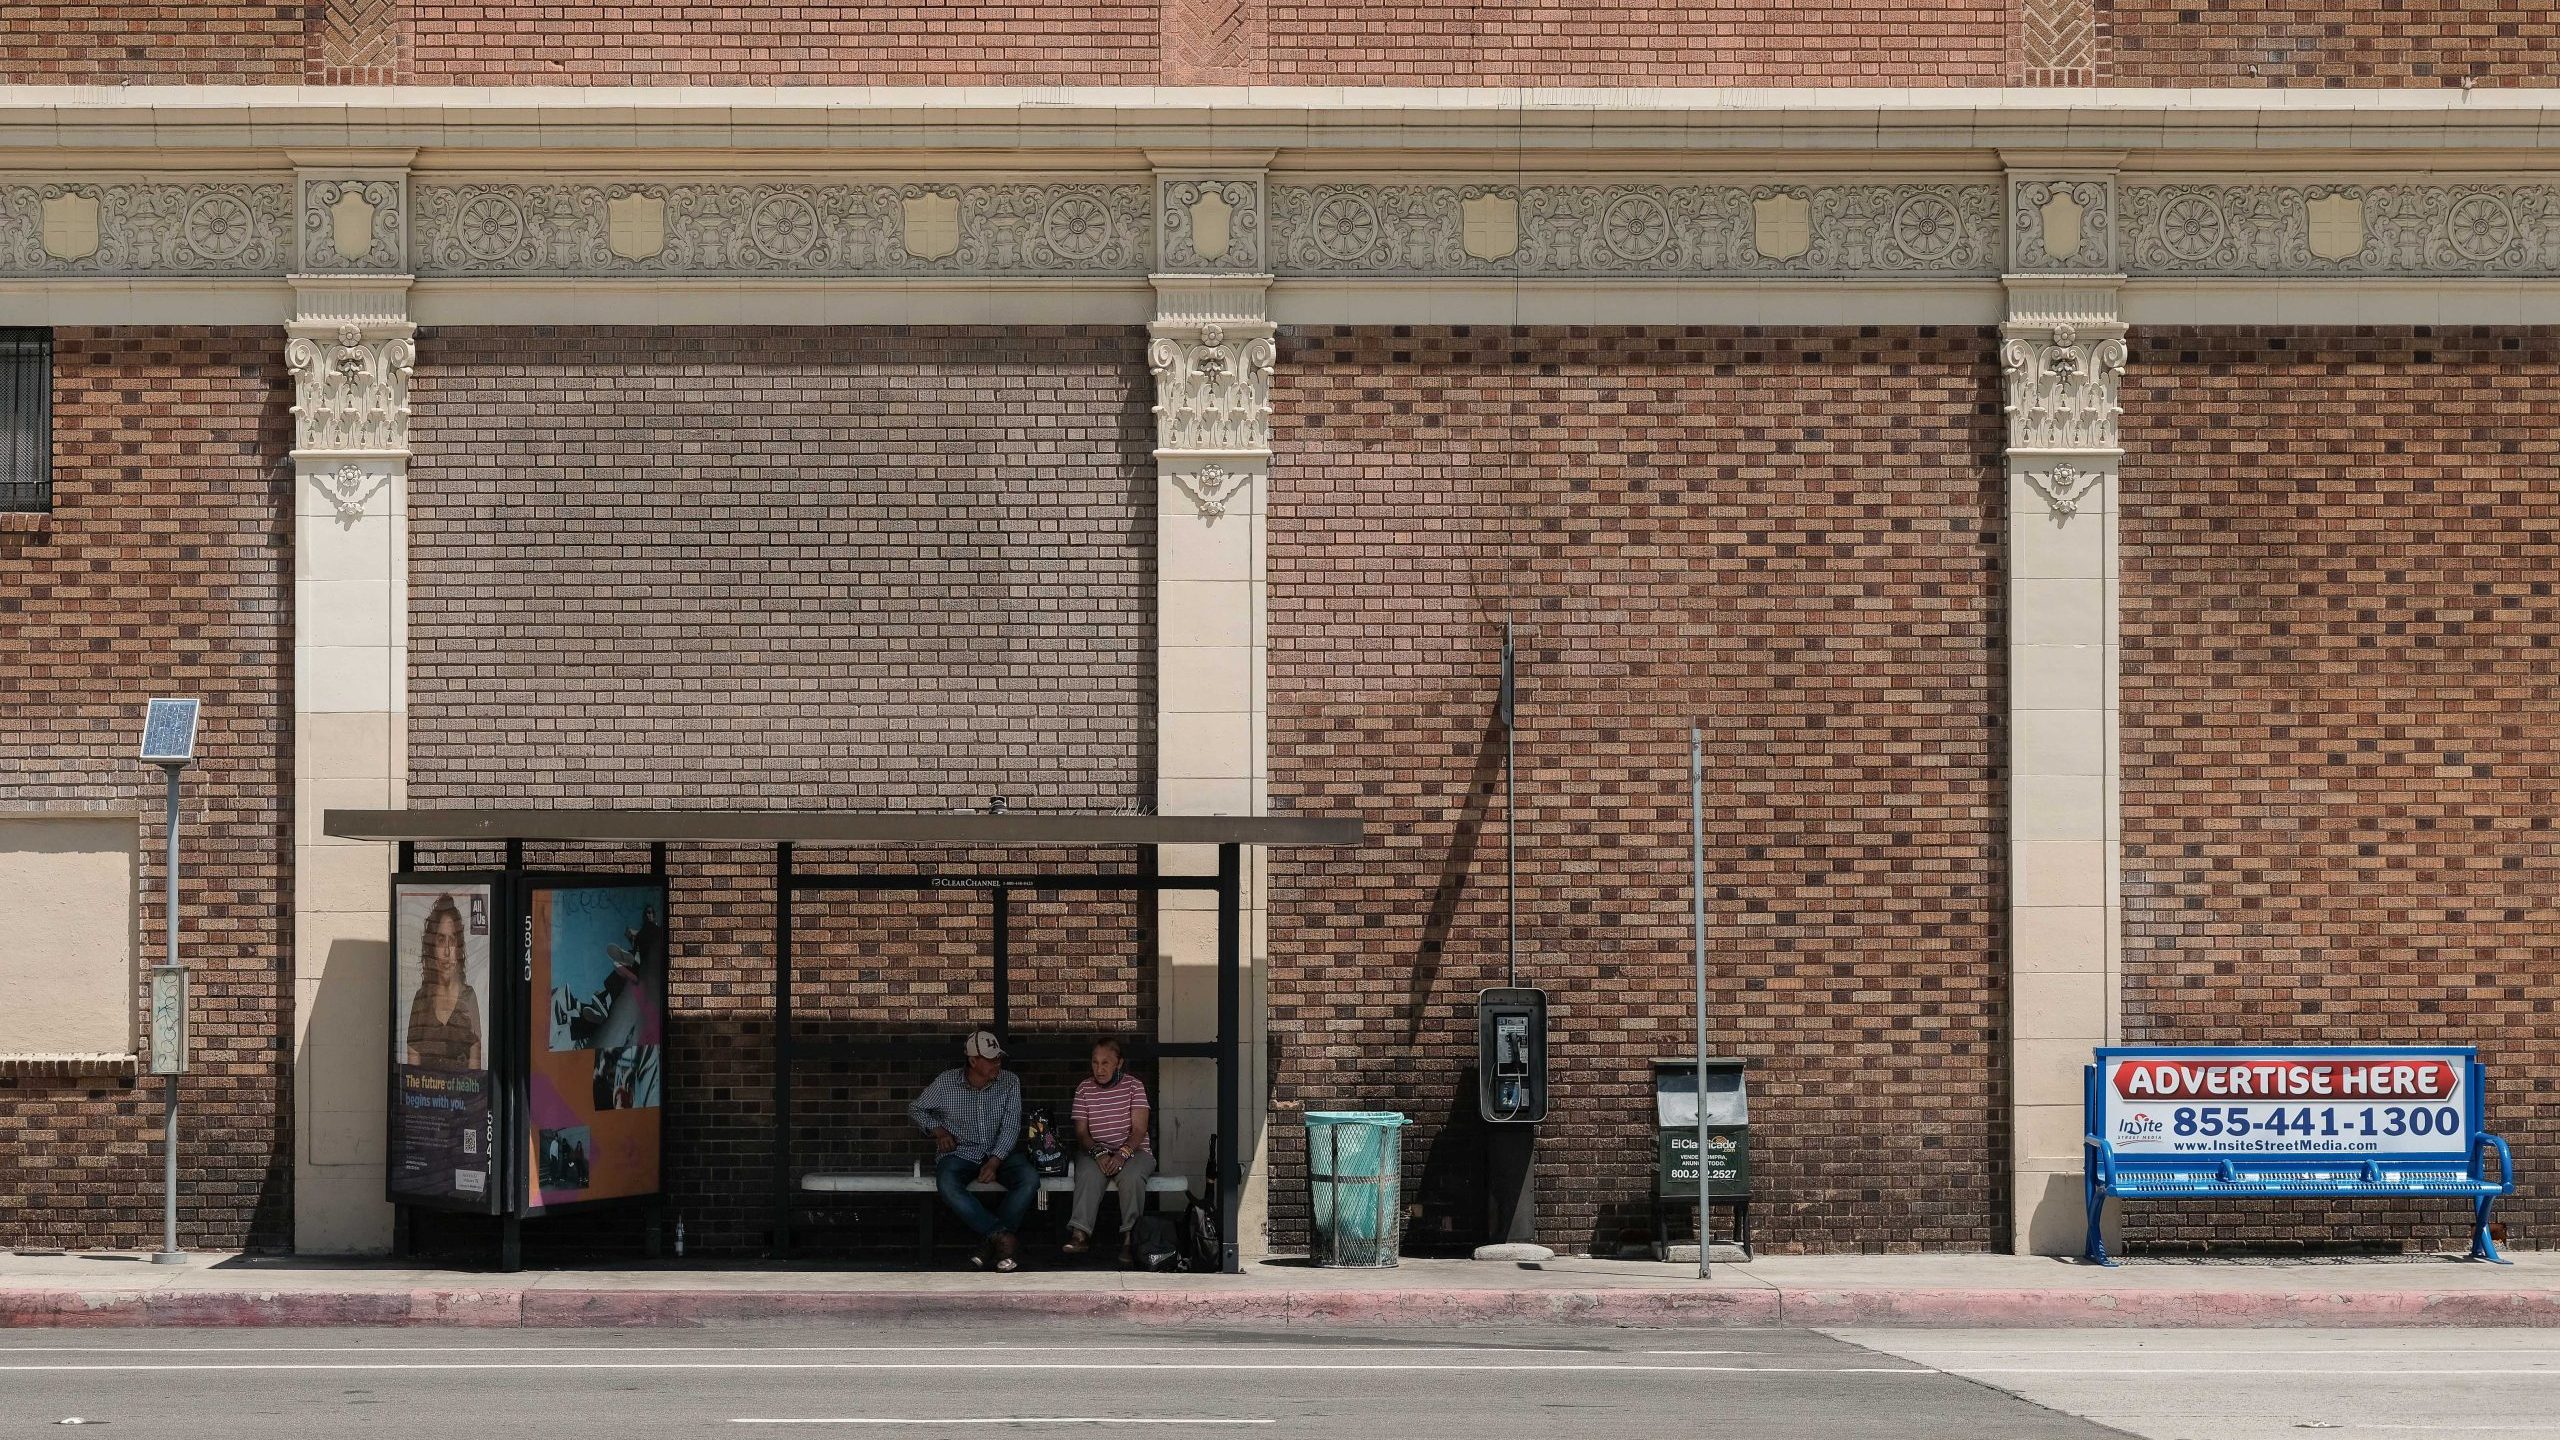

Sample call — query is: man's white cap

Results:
[964,1029,1005,1060]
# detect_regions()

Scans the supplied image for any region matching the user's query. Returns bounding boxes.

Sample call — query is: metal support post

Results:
[1216,842,1243,1275]
[1691,728,1711,1280]
[153,764,184,1265]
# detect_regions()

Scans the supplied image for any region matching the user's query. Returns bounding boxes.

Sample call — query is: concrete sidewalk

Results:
[4,1249,2557,1329]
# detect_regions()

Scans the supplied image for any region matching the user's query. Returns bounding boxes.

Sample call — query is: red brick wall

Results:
[0,328,294,1252]
[2119,327,2560,1252]
[1264,0,2011,84]
[2098,0,2559,85]
[401,0,2008,85]
[0,3,305,83]
[405,326,1155,1255]
[408,3,1161,84]
[1267,326,2007,1256]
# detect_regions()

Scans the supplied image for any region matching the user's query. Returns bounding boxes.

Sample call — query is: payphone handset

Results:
[1493,1014,1531,1112]
[1475,988,1549,1125]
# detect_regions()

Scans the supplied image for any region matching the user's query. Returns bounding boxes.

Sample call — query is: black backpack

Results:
[1178,1134,1224,1272]
[1130,1212,1182,1272]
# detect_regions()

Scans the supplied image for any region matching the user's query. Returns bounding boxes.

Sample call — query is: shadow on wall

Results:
[1404,1064,1493,1256]
[1404,719,1506,1044]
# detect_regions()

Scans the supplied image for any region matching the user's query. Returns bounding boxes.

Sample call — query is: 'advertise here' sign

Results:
[2094,1047,2475,1164]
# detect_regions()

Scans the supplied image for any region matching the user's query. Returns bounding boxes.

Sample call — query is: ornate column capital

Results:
[287,273,414,525]
[2001,275,2124,522]
[1150,274,1274,522]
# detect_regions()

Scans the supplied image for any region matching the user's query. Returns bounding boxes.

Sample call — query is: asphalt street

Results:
[5,1325,2555,1438]
[1847,1327,2560,1440]
[0,1325,2115,1439]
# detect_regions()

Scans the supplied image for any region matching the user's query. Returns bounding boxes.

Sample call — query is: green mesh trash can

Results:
[1305,1111,1410,1267]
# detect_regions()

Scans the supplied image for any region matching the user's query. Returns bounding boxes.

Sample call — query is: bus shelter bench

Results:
[800,1170,1190,1262]
[2083,1046,2514,1267]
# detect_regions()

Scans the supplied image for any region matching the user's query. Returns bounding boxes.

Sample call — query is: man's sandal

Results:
[993,1233,1021,1273]
[1062,1230,1090,1255]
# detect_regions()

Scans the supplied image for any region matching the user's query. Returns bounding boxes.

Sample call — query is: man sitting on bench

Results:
[909,1029,1038,1272]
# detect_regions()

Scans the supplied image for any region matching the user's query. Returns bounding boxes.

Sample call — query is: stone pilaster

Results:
[1150,152,1276,1253]
[2000,269,2125,1256]
[288,152,414,1254]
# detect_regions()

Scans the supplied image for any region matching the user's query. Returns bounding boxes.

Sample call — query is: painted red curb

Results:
[0,1284,2551,1329]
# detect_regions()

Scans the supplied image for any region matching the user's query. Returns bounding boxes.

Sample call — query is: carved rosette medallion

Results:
[2024,462,2105,520]
[312,461,393,527]
[1170,462,1253,522]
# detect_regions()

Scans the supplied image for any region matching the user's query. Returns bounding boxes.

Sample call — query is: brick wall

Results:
[2098,0,2560,85]
[405,325,1155,1255]
[0,3,304,83]
[0,328,294,1252]
[2120,327,2560,1252]
[408,3,1161,84]
[1267,326,2007,1257]
[1264,0,2010,84]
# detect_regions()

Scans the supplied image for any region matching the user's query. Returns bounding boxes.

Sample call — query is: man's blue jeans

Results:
[935,1150,1040,1239]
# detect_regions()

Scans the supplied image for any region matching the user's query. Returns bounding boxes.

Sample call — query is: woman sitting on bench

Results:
[1063,1036,1155,1263]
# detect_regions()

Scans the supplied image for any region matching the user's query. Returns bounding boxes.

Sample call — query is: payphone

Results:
[1475,987,1549,1125]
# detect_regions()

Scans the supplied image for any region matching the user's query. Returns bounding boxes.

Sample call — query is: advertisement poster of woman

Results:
[390,882,496,1207]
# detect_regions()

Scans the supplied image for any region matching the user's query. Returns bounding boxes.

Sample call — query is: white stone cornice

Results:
[11,87,2560,159]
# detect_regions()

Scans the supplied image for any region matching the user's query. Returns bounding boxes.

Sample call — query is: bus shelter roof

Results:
[323,808,1362,848]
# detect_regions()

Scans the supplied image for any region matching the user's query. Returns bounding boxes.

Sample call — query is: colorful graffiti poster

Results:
[389,881,498,1209]
[523,883,666,1210]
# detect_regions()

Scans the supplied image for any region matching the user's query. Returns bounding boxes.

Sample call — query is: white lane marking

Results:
[732,1421,1274,1427]
[1959,1367,2560,1376]
[0,1345,1614,1356]
[0,1362,1933,1375]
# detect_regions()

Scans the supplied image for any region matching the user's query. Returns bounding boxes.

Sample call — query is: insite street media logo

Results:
[2116,1112,2164,1146]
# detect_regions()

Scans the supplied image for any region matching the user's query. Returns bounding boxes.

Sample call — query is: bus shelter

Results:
[324,808,1364,1272]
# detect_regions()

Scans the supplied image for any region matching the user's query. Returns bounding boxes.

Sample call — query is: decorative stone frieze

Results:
[2122,181,2560,275]
[298,169,409,273]
[410,180,1150,276]
[2008,167,2117,273]
[0,180,292,275]
[1158,178,1265,273]
[1267,181,2002,276]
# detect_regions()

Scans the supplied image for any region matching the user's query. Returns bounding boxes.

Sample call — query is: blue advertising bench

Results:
[2083,1046,2515,1267]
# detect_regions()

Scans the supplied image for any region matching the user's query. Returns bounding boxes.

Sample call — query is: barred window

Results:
[0,328,50,514]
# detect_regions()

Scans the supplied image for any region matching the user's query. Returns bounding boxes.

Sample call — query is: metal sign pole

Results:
[154,762,183,1265]
[137,697,199,1268]
[1691,727,1710,1281]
